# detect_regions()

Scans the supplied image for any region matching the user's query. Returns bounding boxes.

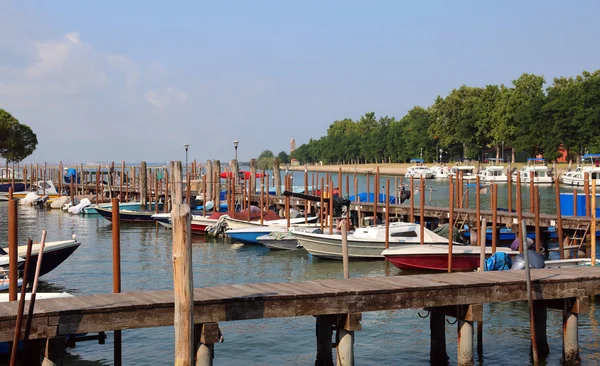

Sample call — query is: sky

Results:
[1,0,600,165]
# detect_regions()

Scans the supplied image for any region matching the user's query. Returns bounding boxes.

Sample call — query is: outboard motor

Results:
[510,250,545,270]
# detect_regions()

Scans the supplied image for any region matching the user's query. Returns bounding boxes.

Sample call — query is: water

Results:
[1,181,600,365]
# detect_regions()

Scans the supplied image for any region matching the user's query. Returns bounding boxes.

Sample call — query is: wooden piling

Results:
[304,170,309,223]
[491,183,498,253]
[410,176,415,223]
[584,172,590,217]
[260,173,265,226]
[530,171,535,213]
[8,189,17,301]
[249,159,256,200]
[430,308,448,366]
[373,167,379,225]
[315,316,333,366]
[562,299,580,365]
[534,302,549,357]
[507,171,513,213]
[111,198,122,366]
[573,188,578,217]
[457,316,473,366]
[516,174,523,252]
[534,186,541,253]
[342,220,349,279]
[479,219,487,271]
[385,181,390,250]
[475,176,481,246]
[448,177,454,273]
[592,180,596,267]
[171,162,194,366]
[336,320,355,366]
[420,177,425,244]
[555,175,565,259]
[273,158,281,196]
[205,161,213,202]
[329,181,334,234]
[522,220,538,365]
[320,177,325,232]
[140,162,148,210]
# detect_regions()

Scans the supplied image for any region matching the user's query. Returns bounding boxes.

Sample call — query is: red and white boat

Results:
[382,244,516,272]
[151,213,219,234]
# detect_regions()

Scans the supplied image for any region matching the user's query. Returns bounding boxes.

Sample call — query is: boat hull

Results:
[294,233,392,259]
[256,234,302,250]
[96,207,161,223]
[386,254,479,272]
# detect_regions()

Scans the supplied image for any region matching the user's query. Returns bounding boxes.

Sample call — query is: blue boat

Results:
[226,226,287,245]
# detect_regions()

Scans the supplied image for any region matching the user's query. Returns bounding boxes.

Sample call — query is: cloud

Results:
[144,87,188,109]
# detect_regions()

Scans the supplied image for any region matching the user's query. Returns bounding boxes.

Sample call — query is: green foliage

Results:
[256,150,274,169]
[277,151,290,164]
[0,109,38,163]
[266,69,600,164]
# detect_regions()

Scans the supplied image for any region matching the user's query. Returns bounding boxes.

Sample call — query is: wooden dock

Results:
[1,267,598,364]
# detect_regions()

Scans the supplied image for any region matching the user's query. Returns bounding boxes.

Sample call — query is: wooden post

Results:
[521,220,538,365]
[592,180,596,267]
[338,167,343,199]
[385,181,390,250]
[346,174,349,197]
[335,317,355,366]
[8,188,17,301]
[120,161,125,201]
[534,302,549,357]
[573,189,578,217]
[555,175,565,259]
[205,161,213,202]
[584,172,590,217]
[479,219,487,271]
[342,220,349,279]
[420,177,425,244]
[491,184,498,254]
[457,315,473,366]
[285,176,290,229]
[273,158,282,196]
[165,170,170,213]
[475,176,481,246]
[260,173,265,225]
[315,316,333,366]
[186,171,191,208]
[304,169,309,223]
[430,308,448,366]
[448,177,454,273]
[140,162,148,210]
[530,171,535,213]
[409,176,415,223]
[58,161,63,197]
[249,159,257,201]
[507,171,513,213]
[320,177,325,231]
[562,299,580,365]
[214,161,221,210]
[111,198,122,366]
[516,174,523,253]
[373,167,379,225]
[171,161,194,366]
[329,181,334,234]
[534,186,541,253]
[41,337,66,366]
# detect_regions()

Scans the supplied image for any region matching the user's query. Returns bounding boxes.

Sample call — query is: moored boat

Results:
[478,165,507,182]
[382,244,516,272]
[1,238,81,278]
[96,206,167,223]
[512,158,553,184]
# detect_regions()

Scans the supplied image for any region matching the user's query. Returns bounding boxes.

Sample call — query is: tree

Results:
[256,150,274,169]
[277,151,290,164]
[0,109,38,163]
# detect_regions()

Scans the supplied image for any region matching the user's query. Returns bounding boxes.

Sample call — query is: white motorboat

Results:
[448,166,477,181]
[478,165,507,182]
[429,165,450,179]
[512,158,553,184]
[560,154,600,186]
[291,222,450,259]
[404,166,433,179]
[225,216,318,230]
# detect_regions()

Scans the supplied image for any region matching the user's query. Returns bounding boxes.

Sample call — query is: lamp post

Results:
[184,143,189,176]
[233,140,239,161]
[439,148,443,164]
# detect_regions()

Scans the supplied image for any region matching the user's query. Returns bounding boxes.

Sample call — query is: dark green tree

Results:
[0,109,38,163]
[256,150,274,169]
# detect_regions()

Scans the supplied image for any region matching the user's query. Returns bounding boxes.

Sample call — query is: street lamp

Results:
[184,143,189,176]
[439,148,443,164]
[233,140,239,161]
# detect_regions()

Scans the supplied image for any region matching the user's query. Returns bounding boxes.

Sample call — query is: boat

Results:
[219,170,265,180]
[150,213,221,234]
[84,201,163,214]
[429,165,450,179]
[560,154,600,186]
[0,168,23,181]
[95,206,169,224]
[0,182,28,193]
[3,180,61,202]
[511,158,553,184]
[448,165,477,181]
[257,226,323,250]
[404,165,433,179]
[1,238,81,278]
[0,276,22,291]
[225,215,318,230]
[291,222,449,259]
[477,165,507,182]
[382,244,517,272]
[225,226,288,245]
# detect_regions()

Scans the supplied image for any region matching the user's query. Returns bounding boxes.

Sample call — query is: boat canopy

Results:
[527,158,545,162]
[582,153,600,159]
[409,158,424,163]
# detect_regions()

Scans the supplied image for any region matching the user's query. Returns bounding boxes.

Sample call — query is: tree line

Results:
[288,70,600,165]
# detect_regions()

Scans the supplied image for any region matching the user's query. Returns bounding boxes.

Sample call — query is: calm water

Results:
[1,177,599,365]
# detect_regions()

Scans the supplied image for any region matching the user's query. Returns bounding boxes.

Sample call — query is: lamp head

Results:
[233,140,239,148]
[184,143,189,150]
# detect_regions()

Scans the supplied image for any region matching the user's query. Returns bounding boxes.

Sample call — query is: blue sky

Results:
[1,1,599,164]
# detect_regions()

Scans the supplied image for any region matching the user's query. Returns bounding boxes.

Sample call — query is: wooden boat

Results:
[291,222,449,259]
[1,238,81,278]
[382,244,516,272]
[95,206,167,223]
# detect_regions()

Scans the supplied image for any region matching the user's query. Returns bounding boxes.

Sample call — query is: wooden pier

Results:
[1,267,599,365]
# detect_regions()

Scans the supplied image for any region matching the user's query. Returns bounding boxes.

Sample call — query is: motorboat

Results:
[382,244,517,272]
[404,166,433,179]
[225,215,318,230]
[448,165,477,181]
[291,222,449,259]
[560,154,600,187]
[1,237,81,278]
[477,165,507,182]
[3,180,60,203]
[429,166,450,179]
[512,158,553,184]
[95,206,168,223]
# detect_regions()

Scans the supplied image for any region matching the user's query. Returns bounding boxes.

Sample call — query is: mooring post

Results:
[457,316,474,366]
[194,323,222,366]
[273,158,281,196]
[315,315,333,366]
[111,198,122,366]
[336,313,360,366]
[205,160,213,203]
[534,302,549,357]
[562,298,580,365]
[214,160,221,210]
[140,161,148,210]
[41,337,66,366]
[430,309,448,366]
[8,187,17,301]
[172,161,195,366]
